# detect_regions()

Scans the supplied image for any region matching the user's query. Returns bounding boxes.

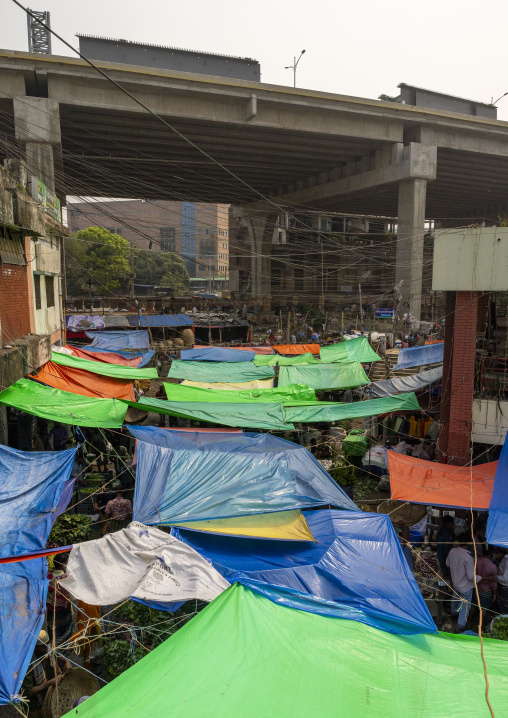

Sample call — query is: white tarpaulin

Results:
[60,522,230,606]
[370,366,443,398]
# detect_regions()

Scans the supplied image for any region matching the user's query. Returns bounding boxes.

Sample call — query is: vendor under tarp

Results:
[388,452,497,509]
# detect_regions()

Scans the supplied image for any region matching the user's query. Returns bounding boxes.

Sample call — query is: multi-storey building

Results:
[68,199,229,283]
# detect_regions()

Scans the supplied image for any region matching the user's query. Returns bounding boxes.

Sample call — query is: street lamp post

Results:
[285,49,306,88]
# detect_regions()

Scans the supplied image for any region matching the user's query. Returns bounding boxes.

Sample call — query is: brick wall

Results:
[0,263,31,344]
[442,291,479,465]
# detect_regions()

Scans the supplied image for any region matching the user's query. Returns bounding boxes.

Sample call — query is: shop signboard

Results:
[375,308,394,318]
[31,176,62,223]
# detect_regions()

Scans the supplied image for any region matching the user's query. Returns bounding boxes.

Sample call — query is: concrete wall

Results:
[433,227,508,291]
[472,398,508,444]
[78,36,261,82]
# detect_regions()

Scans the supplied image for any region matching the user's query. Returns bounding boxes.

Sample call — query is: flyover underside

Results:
[2,96,508,220]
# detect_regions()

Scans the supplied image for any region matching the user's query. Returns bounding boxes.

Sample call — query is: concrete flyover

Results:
[1,49,508,315]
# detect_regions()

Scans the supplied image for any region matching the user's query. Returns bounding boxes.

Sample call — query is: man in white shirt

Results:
[446,532,480,632]
[498,549,508,614]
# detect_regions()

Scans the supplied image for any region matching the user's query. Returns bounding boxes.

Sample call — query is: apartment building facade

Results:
[68,199,230,280]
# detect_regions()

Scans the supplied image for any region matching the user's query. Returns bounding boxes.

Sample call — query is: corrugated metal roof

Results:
[0,235,26,266]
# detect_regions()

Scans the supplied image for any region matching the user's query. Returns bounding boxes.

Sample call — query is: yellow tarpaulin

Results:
[170,510,315,541]
[181,378,275,390]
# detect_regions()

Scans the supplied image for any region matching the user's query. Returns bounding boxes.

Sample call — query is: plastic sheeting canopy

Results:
[320,336,381,364]
[0,379,128,427]
[253,352,319,366]
[60,346,142,367]
[127,396,295,430]
[51,351,157,380]
[388,452,497,509]
[64,584,508,718]
[181,347,255,362]
[392,342,444,370]
[279,361,369,390]
[487,435,508,547]
[80,346,154,367]
[86,329,150,350]
[174,509,435,635]
[371,366,443,397]
[168,360,275,383]
[0,445,76,704]
[163,382,316,404]
[130,426,357,525]
[284,392,420,424]
[32,361,135,401]
[272,343,320,355]
[127,314,193,328]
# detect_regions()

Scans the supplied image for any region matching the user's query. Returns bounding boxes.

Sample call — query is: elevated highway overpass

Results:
[1,49,508,314]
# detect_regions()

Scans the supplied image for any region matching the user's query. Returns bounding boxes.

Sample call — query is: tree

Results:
[65,227,131,293]
[133,247,190,296]
[65,227,190,297]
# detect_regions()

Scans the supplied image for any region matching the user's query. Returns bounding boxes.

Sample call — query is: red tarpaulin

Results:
[388,452,497,509]
[64,346,142,367]
[273,344,321,356]
[31,361,135,401]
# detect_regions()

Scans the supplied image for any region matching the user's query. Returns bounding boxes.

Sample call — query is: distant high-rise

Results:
[67,199,230,281]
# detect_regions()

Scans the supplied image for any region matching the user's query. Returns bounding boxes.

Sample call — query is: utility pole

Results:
[285,49,306,88]
[358,283,363,328]
[129,243,134,299]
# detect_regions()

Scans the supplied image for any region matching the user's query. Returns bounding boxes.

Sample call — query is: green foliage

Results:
[66,227,131,293]
[48,514,92,545]
[133,247,190,295]
[486,616,508,641]
[65,226,190,296]
[101,640,147,678]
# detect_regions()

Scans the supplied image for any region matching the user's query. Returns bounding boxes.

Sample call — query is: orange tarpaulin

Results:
[272,344,321,356]
[388,451,497,509]
[31,361,135,401]
[65,346,142,367]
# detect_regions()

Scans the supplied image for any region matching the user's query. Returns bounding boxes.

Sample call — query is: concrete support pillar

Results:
[13,97,62,192]
[438,291,479,466]
[396,178,427,321]
[235,208,277,303]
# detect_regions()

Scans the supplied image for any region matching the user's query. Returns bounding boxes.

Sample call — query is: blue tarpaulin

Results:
[392,343,444,371]
[0,446,76,705]
[86,330,150,350]
[80,346,154,367]
[173,509,436,635]
[180,347,255,362]
[487,436,508,547]
[129,427,357,526]
[127,314,193,328]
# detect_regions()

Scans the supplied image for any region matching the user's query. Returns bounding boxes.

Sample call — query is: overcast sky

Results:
[2,0,508,119]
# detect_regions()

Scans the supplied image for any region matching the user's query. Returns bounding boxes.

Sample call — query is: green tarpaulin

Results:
[278,361,369,390]
[127,396,295,430]
[342,429,369,456]
[284,392,420,423]
[253,352,319,366]
[0,379,127,427]
[320,335,381,364]
[168,360,275,383]
[65,583,508,718]
[51,351,157,380]
[163,382,317,403]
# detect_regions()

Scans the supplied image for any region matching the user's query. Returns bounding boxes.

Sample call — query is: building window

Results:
[33,274,41,310]
[204,229,209,236]
[106,227,123,236]
[198,229,202,235]
[45,275,55,307]
[211,229,215,236]
[160,227,176,252]
[294,268,304,292]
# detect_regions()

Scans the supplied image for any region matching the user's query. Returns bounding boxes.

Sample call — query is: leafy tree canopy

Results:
[65,227,190,296]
